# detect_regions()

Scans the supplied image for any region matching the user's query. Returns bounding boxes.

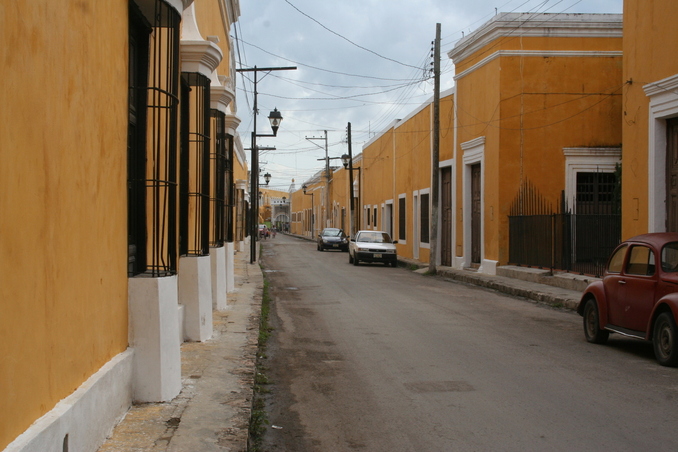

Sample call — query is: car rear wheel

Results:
[583,298,609,344]
[653,312,678,367]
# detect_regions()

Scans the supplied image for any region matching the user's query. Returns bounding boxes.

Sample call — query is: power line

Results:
[283,0,422,70]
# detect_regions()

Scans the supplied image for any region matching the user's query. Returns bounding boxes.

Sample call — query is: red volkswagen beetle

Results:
[577,233,678,366]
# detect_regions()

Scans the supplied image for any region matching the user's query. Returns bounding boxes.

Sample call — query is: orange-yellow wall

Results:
[455,35,622,264]
[393,106,432,260]
[194,0,233,78]
[362,128,395,231]
[622,0,678,238]
[358,93,455,263]
[0,1,129,448]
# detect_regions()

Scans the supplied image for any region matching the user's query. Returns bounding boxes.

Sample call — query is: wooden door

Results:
[667,118,678,232]
[441,167,452,266]
[471,164,481,265]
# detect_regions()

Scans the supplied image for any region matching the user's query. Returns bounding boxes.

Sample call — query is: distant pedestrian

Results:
[271,227,277,239]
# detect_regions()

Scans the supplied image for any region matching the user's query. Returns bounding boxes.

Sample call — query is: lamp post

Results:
[302,184,315,238]
[281,196,287,231]
[236,65,296,264]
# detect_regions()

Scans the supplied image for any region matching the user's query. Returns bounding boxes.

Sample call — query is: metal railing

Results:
[509,213,620,277]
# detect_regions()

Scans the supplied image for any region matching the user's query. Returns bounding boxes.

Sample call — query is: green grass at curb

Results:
[249,274,273,451]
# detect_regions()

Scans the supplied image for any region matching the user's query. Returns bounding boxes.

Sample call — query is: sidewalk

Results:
[98,249,263,452]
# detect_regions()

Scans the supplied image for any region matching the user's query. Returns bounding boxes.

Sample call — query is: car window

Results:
[625,245,655,276]
[661,242,678,272]
[357,232,392,243]
[607,245,627,273]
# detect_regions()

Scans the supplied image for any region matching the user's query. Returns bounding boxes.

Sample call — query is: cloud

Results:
[234,0,623,184]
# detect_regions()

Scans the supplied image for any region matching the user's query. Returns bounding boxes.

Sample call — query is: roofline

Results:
[448,12,622,64]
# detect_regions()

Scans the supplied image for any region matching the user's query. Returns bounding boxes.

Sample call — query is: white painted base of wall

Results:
[4,350,134,452]
[210,246,227,311]
[479,259,498,275]
[226,242,235,293]
[238,239,246,253]
[453,256,467,270]
[177,304,185,346]
[179,255,213,342]
[128,275,182,402]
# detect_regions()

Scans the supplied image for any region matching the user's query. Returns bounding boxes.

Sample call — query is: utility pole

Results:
[236,65,296,264]
[429,23,441,274]
[347,122,355,236]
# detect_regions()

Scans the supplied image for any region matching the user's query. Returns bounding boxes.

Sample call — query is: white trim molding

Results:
[418,188,431,250]
[448,12,622,64]
[461,137,485,272]
[644,73,678,232]
[563,147,621,210]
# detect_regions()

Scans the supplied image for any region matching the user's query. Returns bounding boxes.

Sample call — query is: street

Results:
[258,234,678,452]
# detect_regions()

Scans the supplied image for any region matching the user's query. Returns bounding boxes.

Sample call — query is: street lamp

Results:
[263,172,271,185]
[268,108,282,135]
[302,184,315,238]
[236,65,296,264]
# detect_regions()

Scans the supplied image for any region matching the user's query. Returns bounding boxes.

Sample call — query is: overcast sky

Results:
[232,0,623,192]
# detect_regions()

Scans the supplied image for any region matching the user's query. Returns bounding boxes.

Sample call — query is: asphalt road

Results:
[258,234,678,452]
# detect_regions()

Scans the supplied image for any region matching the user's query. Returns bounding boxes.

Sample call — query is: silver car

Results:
[348,230,398,267]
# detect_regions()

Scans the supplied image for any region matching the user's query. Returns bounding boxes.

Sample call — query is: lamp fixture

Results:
[264,172,271,185]
[341,153,350,169]
[268,108,283,136]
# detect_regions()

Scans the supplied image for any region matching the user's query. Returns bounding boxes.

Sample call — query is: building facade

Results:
[1,1,246,450]
[621,0,678,237]
[449,13,623,274]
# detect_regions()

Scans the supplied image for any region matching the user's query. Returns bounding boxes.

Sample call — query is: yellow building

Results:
[0,1,245,450]
[449,13,623,275]
[258,187,290,228]
[622,0,678,237]
[359,90,455,264]
[290,172,324,238]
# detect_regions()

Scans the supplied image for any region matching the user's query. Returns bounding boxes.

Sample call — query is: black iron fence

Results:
[509,213,620,277]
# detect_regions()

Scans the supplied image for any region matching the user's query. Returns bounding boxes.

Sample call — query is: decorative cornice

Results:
[644,73,678,98]
[180,40,223,76]
[563,147,621,157]
[461,136,486,151]
[210,82,235,112]
[224,113,241,136]
[448,13,622,65]
[453,50,622,81]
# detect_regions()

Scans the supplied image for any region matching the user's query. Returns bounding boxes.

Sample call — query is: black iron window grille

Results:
[209,110,226,248]
[180,72,211,256]
[128,0,180,277]
[225,133,234,243]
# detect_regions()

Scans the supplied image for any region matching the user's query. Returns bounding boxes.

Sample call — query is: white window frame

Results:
[416,188,431,250]
[644,74,678,232]
[398,193,407,245]
[563,147,621,211]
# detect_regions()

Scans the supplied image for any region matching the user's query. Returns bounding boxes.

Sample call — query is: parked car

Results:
[317,228,349,252]
[577,233,678,366]
[348,230,398,267]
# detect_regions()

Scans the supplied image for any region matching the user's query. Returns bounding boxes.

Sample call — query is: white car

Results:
[348,230,398,267]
